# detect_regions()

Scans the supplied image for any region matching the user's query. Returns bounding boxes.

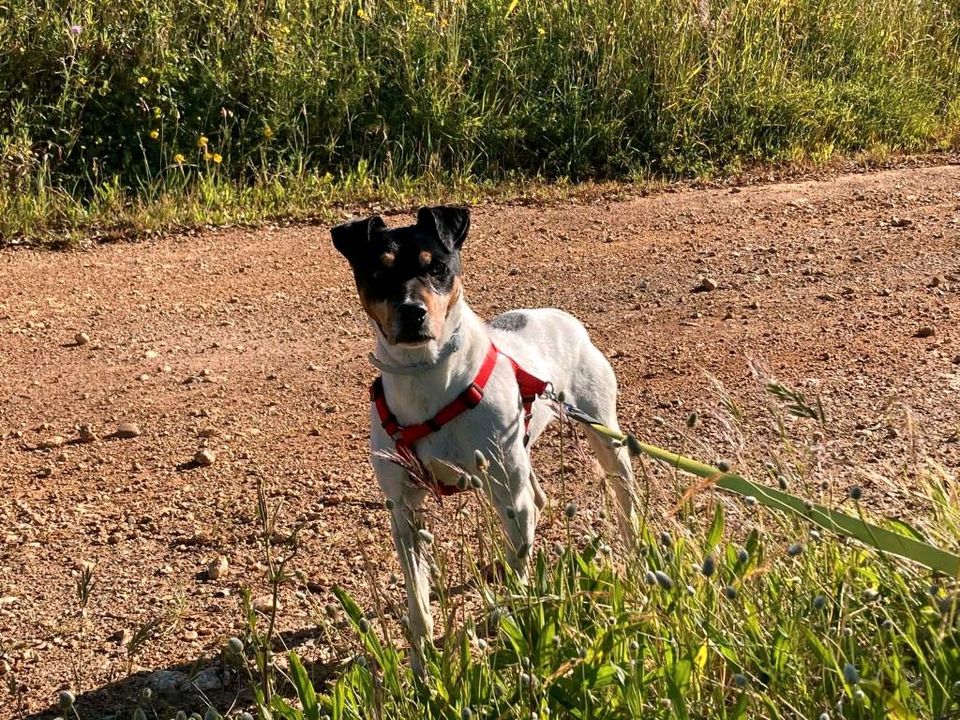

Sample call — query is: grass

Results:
[217,379,956,720]
[3,0,960,244]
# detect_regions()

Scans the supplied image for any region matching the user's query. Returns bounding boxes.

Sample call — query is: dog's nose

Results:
[398,301,428,325]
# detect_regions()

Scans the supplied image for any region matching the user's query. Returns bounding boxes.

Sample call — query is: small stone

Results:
[78,424,97,443]
[748,299,760,310]
[183,630,199,641]
[107,532,122,545]
[928,276,941,288]
[890,217,913,228]
[252,595,279,613]
[952,355,960,365]
[198,426,219,438]
[39,436,66,450]
[915,326,935,338]
[194,448,216,467]
[145,669,188,693]
[115,423,141,439]
[207,555,229,580]
[695,276,718,292]
[74,332,90,346]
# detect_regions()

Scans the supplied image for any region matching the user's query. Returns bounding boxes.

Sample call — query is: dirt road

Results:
[1,164,959,717]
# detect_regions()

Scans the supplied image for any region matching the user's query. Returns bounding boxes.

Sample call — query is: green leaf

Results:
[288,652,320,720]
[705,502,725,551]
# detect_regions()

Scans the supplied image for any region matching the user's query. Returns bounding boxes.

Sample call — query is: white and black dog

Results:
[332,205,638,674]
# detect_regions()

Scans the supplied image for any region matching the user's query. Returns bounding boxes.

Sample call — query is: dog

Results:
[331,205,638,674]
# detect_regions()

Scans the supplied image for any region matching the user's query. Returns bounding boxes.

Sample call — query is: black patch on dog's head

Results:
[331,206,470,344]
[490,311,529,333]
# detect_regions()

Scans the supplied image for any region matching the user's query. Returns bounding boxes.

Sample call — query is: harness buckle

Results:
[461,383,483,408]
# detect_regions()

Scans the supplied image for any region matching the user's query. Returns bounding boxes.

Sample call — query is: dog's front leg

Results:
[485,449,539,581]
[386,487,433,677]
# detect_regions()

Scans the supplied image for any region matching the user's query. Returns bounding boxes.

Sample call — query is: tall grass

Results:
[2,0,960,243]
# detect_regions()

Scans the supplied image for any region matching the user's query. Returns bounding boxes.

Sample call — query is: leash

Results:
[545,390,960,577]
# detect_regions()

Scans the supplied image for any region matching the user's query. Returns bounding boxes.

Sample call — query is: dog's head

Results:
[331,205,470,346]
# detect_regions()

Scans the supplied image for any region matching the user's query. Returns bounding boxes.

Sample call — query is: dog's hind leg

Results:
[565,348,640,546]
[484,448,540,579]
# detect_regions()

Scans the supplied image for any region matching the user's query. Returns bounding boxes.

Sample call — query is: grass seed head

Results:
[417,528,434,545]
[58,691,75,709]
[717,460,731,472]
[133,709,148,720]
[654,570,674,591]
[812,595,827,610]
[470,475,483,489]
[644,571,657,585]
[849,485,863,500]
[461,709,474,720]
[843,663,860,685]
[384,497,395,510]
[702,555,717,577]
[723,585,738,600]
[565,502,577,518]
[227,636,244,654]
[737,548,749,564]
[733,673,748,688]
[474,449,489,472]
[787,542,804,557]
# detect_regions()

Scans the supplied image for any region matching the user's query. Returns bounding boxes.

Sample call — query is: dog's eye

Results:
[429,262,446,278]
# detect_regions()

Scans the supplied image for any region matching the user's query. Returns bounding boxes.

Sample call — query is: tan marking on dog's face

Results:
[380,251,396,268]
[445,276,462,317]
[359,293,393,339]
[418,250,432,267]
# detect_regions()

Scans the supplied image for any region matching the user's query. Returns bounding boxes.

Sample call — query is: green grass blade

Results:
[631,439,960,577]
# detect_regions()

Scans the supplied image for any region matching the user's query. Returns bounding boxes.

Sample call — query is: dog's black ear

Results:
[331,215,386,264]
[417,205,470,252]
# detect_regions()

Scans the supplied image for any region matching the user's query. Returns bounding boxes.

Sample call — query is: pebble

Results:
[198,426,219,438]
[78,424,97,443]
[145,669,188,693]
[194,448,216,466]
[207,555,229,580]
[695,276,718,292]
[890,217,914,228]
[252,595,279,613]
[915,326,935,338]
[115,423,141,439]
[74,332,90,346]
[39,436,65,450]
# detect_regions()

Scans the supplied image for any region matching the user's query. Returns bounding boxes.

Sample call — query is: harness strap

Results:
[370,342,548,498]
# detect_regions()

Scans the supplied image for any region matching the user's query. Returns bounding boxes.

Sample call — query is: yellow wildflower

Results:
[263,126,274,139]
[149,129,159,140]
[173,153,185,165]
[204,152,213,161]
[197,135,209,148]
[213,153,223,164]
[137,75,148,85]
[538,27,546,36]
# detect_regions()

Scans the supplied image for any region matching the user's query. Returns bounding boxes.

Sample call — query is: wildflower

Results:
[204,152,213,161]
[153,106,162,118]
[653,570,673,591]
[701,555,716,577]
[227,636,244,654]
[197,135,209,148]
[263,126,274,139]
[537,27,546,36]
[357,7,369,20]
[68,24,82,36]
[842,663,860,685]
[137,75,148,85]
[564,502,577,519]
[149,129,159,140]
[786,542,804,557]
[173,153,185,165]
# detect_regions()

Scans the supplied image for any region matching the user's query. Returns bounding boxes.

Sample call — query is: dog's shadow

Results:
[22,627,340,720]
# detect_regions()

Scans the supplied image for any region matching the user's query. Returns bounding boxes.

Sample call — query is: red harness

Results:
[370,342,549,497]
